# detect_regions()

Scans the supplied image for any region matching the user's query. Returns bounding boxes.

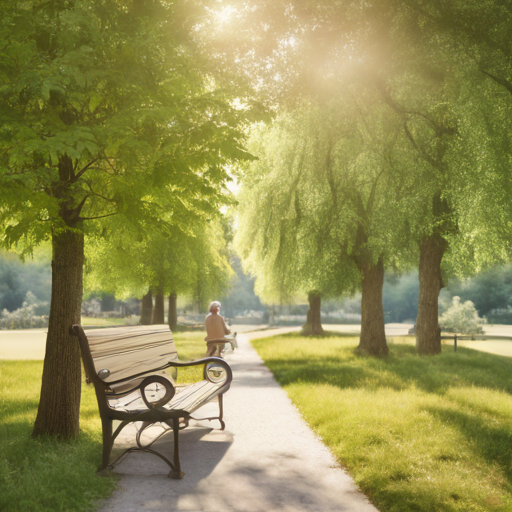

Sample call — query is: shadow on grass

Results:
[261,340,512,395]
[426,404,512,482]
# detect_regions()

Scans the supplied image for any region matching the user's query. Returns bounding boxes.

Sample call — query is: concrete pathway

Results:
[96,330,378,512]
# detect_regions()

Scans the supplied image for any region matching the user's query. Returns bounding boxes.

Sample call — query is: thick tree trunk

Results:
[302,292,325,336]
[152,289,165,324]
[357,258,388,356]
[168,293,177,331]
[416,233,448,355]
[140,291,153,325]
[32,228,84,439]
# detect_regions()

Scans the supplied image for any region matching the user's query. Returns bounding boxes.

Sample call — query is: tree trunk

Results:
[357,258,388,356]
[416,233,448,355]
[32,228,84,439]
[152,289,165,324]
[302,292,325,336]
[140,291,153,325]
[168,293,177,331]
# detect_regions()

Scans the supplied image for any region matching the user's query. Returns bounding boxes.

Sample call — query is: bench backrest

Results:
[73,324,178,392]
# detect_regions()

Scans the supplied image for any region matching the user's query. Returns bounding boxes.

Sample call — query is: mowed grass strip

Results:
[252,334,512,512]
[0,331,207,512]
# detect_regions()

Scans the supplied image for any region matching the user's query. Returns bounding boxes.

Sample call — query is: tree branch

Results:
[79,211,118,221]
[480,69,512,96]
[74,158,100,182]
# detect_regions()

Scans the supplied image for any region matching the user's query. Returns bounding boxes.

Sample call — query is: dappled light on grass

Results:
[253,334,512,512]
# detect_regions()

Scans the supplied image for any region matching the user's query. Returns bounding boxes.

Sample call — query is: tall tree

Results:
[237,98,414,354]
[0,0,255,439]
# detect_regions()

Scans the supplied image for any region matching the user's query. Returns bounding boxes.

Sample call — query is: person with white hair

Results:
[204,301,233,357]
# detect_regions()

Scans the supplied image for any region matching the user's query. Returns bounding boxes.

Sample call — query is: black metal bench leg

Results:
[168,417,184,479]
[99,416,113,472]
[218,393,226,430]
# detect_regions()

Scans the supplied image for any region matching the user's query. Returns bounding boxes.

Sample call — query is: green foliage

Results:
[0,291,48,329]
[443,265,512,318]
[0,250,51,313]
[0,0,257,248]
[439,296,486,334]
[254,333,512,512]
[219,255,264,319]
[383,272,419,323]
[236,98,416,303]
[84,213,233,309]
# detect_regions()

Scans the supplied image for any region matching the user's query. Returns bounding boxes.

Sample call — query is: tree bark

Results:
[32,228,84,439]
[302,292,325,336]
[357,258,388,356]
[140,291,153,325]
[152,289,165,324]
[168,293,177,331]
[416,233,448,355]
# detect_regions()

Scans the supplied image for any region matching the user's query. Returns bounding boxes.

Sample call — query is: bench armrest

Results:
[168,357,233,385]
[107,357,232,387]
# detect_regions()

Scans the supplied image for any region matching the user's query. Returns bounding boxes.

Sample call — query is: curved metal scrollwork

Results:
[203,362,228,384]
[139,375,175,410]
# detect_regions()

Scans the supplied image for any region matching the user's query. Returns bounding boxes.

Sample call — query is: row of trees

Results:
[0,0,261,439]
[232,0,512,355]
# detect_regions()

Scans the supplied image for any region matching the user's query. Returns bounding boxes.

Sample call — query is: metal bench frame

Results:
[71,324,232,479]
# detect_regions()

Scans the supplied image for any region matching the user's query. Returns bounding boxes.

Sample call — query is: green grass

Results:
[80,317,140,327]
[252,333,512,512]
[0,361,116,512]
[0,332,207,512]
[173,331,209,383]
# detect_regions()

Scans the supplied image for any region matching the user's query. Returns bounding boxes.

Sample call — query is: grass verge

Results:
[252,333,512,512]
[0,360,116,512]
[0,332,207,512]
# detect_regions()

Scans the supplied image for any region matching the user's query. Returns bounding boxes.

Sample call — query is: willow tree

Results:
[237,95,416,353]
[0,0,255,439]
[236,114,356,336]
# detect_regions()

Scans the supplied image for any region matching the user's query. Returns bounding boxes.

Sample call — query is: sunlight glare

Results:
[214,4,237,26]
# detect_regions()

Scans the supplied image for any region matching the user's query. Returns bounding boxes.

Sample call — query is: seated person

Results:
[205,301,233,357]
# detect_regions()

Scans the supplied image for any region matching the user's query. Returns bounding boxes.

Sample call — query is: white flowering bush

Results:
[0,291,48,329]
[439,296,486,335]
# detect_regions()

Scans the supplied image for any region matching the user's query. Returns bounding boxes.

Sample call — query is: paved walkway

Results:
[97,330,378,512]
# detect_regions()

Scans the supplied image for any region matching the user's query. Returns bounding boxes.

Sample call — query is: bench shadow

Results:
[110,423,233,481]
[102,422,368,512]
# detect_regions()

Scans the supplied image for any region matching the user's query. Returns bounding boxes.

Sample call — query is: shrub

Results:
[439,296,486,334]
[0,291,48,329]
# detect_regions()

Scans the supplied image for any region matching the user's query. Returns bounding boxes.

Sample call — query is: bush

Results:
[0,292,48,329]
[439,296,486,334]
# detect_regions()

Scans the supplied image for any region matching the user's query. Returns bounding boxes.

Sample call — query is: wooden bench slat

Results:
[84,325,178,385]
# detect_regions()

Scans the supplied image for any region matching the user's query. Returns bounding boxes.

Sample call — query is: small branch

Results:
[481,69,512,96]
[79,211,118,221]
[72,194,90,218]
[84,180,115,202]
[74,158,100,182]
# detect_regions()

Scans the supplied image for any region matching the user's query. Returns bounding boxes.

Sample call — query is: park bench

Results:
[70,324,232,479]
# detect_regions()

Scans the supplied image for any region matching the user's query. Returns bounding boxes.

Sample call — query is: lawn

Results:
[0,331,207,512]
[252,333,512,512]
